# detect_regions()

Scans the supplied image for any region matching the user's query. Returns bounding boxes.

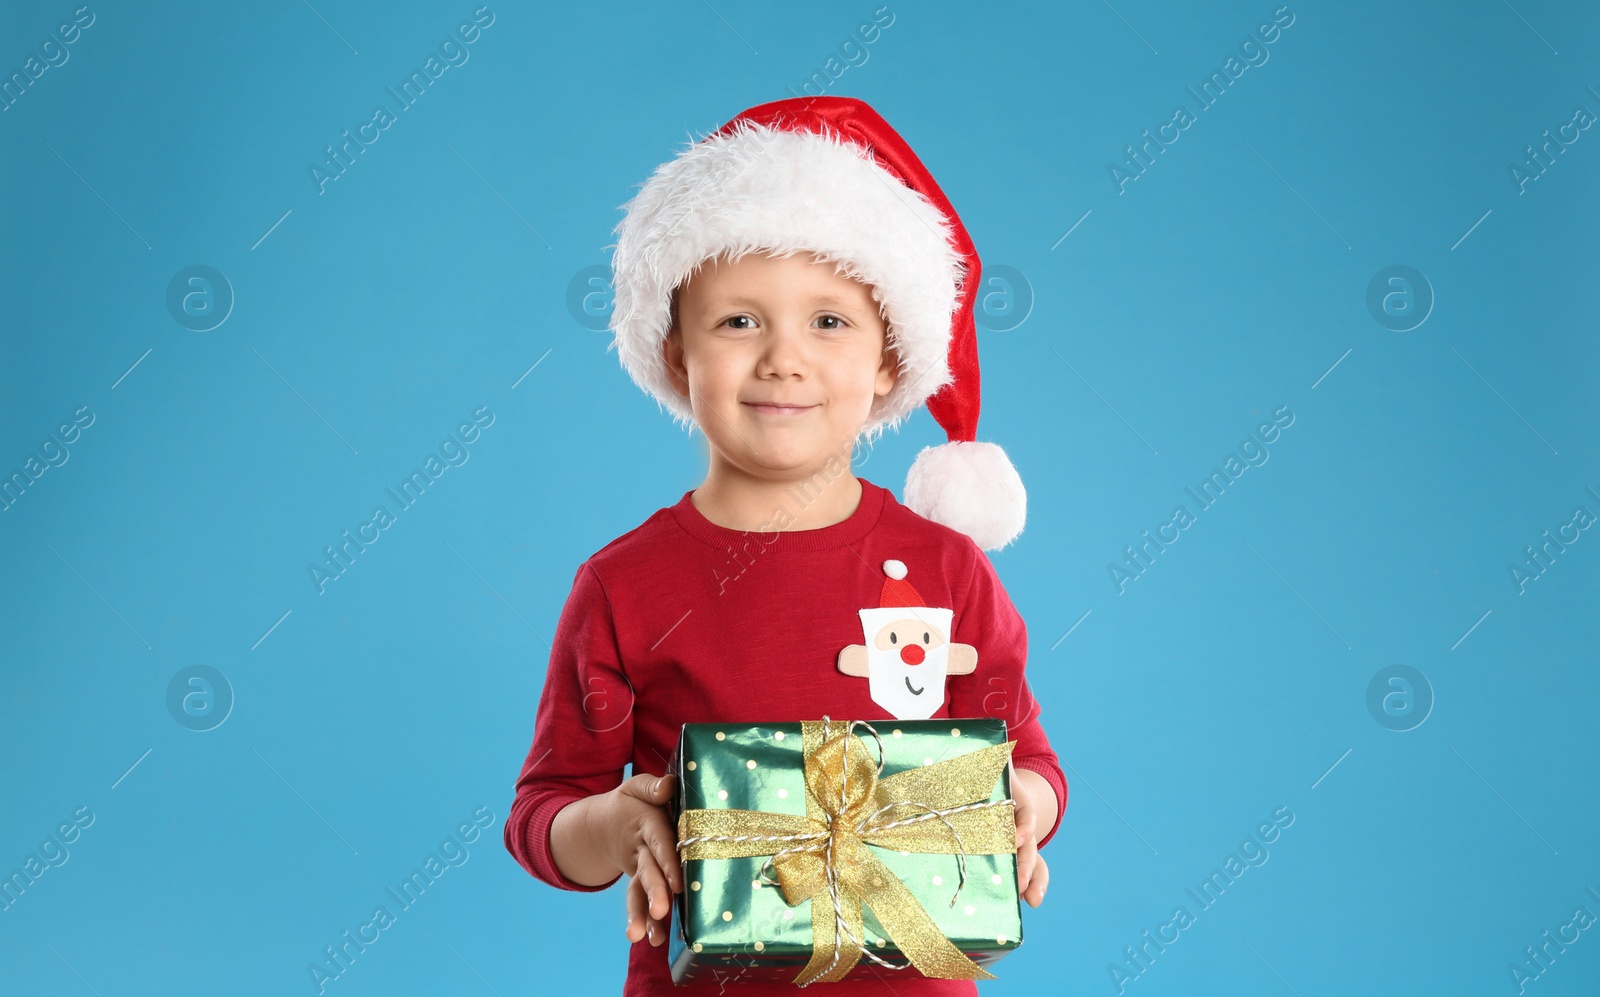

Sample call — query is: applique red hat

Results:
[877,559,926,608]
[607,96,1026,551]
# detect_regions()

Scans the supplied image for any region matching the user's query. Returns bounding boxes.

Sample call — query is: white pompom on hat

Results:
[607,96,1026,550]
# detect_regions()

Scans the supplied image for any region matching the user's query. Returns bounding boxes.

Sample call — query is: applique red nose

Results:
[900,644,925,665]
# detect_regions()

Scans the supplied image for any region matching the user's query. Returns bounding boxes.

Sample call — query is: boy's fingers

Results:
[1016,841,1035,893]
[1024,853,1050,907]
[641,814,682,893]
[621,772,677,804]
[635,849,672,921]
[647,907,671,947]
[625,877,648,942]
[619,772,662,803]
[639,850,673,948]
[1014,796,1034,848]
[625,872,674,946]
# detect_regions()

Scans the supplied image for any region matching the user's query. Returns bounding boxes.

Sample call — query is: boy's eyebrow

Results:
[705,293,867,309]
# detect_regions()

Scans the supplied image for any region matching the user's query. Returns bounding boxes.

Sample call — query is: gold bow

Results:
[677,720,1018,985]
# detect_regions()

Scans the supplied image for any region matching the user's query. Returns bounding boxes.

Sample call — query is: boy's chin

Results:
[748,452,840,477]
[731,429,836,461]
[730,444,853,479]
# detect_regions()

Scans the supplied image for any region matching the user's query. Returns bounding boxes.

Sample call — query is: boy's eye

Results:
[723,315,755,330]
[815,315,846,330]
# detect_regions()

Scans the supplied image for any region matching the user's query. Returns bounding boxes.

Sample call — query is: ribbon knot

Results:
[678,719,1018,985]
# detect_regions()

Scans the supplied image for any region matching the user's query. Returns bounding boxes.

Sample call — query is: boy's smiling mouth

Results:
[742,402,818,415]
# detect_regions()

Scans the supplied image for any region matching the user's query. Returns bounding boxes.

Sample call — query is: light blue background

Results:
[3,1,1597,994]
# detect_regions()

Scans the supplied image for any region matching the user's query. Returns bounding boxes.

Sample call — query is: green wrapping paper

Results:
[667,719,1023,985]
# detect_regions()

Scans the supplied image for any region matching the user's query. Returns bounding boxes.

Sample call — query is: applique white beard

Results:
[856,607,954,720]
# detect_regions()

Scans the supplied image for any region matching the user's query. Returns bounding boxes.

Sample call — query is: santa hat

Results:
[877,559,926,608]
[607,96,1026,551]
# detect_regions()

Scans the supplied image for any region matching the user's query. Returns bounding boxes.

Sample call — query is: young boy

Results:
[504,97,1066,995]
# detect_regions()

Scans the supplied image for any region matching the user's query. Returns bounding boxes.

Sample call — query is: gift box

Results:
[668,718,1023,985]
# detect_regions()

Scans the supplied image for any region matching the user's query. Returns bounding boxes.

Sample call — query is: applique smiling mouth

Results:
[904,677,925,696]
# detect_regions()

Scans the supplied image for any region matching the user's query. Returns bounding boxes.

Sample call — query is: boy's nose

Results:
[758,325,812,371]
[900,644,925,665]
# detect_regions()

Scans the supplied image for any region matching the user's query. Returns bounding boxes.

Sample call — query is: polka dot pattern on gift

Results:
[677,723,1021,969]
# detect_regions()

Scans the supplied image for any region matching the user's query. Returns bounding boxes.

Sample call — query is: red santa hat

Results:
[607,96,1026,551]
[877,559,926,608]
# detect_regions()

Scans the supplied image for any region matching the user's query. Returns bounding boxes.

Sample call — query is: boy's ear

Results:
[662,326,690,399]
[874,339,901,399]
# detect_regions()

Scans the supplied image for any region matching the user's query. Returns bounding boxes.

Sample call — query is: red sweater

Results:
[504,477,1067,995]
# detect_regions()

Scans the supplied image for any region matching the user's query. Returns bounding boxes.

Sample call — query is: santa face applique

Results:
[837,559,977,720]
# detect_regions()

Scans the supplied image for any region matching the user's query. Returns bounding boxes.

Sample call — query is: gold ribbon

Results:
[677,720,1018,985]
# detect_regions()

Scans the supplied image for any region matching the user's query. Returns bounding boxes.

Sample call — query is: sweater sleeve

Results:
[949,542,1068,849]
[503,560,634,891]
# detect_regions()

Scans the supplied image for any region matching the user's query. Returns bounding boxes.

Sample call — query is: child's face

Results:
[663,251,898,478]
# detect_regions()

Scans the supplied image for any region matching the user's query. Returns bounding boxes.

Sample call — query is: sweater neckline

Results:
[670,477,888,552]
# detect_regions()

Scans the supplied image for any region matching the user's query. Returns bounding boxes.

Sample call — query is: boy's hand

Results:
[1013,769,1052,908]
[593,773,680,945]
[625,872,671,946]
